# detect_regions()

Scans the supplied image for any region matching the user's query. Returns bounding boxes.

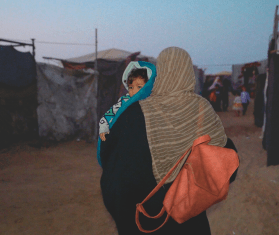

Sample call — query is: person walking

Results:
[241,86,250,115]
[99,47,238,234]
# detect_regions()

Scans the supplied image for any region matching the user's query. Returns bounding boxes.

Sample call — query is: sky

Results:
[1,0,278,74]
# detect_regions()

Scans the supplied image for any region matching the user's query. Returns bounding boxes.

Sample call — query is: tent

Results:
[262,38,279,166]
[40,48,148,142]
[41,48,205,142]
[0,46,36,87]
[231,59,268,89]
[193,65,205,95]
[66,48,157,64]
[36,63,97,142]
[65,48,204,95]
[0,45,37,148]
[215,71,232,76]
[253,73,266,127]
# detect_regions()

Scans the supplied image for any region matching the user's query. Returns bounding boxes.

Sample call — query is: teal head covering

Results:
[97,61,157,166]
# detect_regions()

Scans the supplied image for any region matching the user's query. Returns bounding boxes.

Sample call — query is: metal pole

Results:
[31,38,35,58]
[93,28,98,141]
[95,28,98,76]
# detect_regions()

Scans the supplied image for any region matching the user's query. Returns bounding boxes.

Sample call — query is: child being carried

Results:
[99,64,150,141]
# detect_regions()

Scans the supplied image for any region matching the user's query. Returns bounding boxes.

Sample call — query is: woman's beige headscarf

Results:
[139,47,227,184]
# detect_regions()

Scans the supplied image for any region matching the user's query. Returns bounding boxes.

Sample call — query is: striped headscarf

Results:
[139,47,227,184]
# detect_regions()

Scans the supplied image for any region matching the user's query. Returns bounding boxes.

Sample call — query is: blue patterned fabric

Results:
[99,93,131,134]
[97,61,157,167]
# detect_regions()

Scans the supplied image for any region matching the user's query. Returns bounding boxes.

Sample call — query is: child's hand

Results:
[100,132,109,141]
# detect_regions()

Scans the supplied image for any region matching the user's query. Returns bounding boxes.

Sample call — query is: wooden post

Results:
[93,28,98,141]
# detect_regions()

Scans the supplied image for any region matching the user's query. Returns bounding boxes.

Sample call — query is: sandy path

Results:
[0,95,278,235]
[207,96,279,235]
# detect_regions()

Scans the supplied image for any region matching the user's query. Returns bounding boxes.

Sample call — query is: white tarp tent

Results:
[67,48,204,94]
[36,63,97,142]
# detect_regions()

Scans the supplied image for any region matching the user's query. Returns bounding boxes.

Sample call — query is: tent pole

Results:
[31,38,35,58]
[95,28,98,76]
[94,28,98,141]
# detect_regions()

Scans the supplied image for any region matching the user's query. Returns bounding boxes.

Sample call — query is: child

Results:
[99,63,150,141]
[232,90,243,117]
[241,86,250,115]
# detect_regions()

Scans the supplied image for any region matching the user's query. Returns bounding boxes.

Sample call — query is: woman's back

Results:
[100,102,211,234]
[100,47,238,235]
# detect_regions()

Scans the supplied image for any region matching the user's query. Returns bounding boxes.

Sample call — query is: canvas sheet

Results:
[0,46,36,87]
[36,63,97,141]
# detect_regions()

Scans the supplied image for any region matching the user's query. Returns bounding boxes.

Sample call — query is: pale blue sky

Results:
[1,0,278,74]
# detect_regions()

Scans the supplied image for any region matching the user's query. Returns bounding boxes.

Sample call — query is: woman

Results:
[100,47,238,234]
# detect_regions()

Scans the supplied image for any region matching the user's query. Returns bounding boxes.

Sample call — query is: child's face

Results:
[128,77,146,97]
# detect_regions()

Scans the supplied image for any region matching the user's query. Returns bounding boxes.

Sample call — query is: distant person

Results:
[241,86,250,116]
[208,77,222,111]
[209,88,217,109]
[222,77,230,111]
[232,91,243,117]
[215,84,222,111]
[202,77,212,100]
[208,76,222,91]
[99,62,152,141]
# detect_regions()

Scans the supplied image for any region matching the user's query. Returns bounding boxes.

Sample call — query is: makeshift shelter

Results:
[253,73,266,127]
[42,48,204,142]
[39,49,147,142]
[65,49,156,139]
[193,65,205,95]
[36,63,97,142]
[262,5,279,166]
[263,51,279,166]
[215,71,232,76]
[231,59,268,89]
[0,45,37,148]
[66,48,157,65]
[65,48,204,95]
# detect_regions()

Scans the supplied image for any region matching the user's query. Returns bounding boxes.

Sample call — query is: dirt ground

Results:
[1,94,279,235]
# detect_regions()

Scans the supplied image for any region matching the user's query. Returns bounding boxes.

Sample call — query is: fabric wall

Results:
[0,46,37,148]
[36,63,97,142]
[37,58,204,143]
[253,73,266,127]
[232,59,268,88]
[0,46,36,87]
[0,82,38,148]
[263,53,279,166]
[193,65,204,95]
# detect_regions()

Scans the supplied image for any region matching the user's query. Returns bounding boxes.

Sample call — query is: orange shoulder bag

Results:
[136,134,239,233]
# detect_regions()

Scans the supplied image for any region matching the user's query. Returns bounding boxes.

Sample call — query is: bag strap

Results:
[135,146,192,233]
[138,135,211,206]
[136,206,171,233]
[192,134,211,147]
